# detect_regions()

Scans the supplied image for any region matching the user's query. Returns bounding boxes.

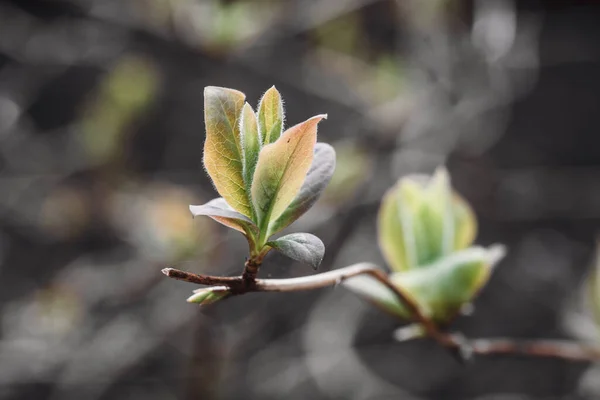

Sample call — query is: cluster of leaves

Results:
[181,85,505,330]
[343,168,505,326]
[190,86,336,269]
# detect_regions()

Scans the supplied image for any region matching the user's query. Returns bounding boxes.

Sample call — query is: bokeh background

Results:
[0,0,599,399]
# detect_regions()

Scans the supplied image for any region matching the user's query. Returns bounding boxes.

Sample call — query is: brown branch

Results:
[161,268,242,286]
[444,335,600,362]
[241,258,261,283]
[161,265,600,362]
[162,263,442,341]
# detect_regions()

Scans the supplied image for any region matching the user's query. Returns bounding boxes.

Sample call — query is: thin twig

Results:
[161,268,242,286]
[445,335,600,362]
[162,263,442,340]
[161,266,600,362]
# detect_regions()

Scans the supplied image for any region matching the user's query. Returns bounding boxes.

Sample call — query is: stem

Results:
[163,263,441,340]
[241,258,261,283]
[161,265,600,362]
[161,268,241,286]
[445,335,600,361]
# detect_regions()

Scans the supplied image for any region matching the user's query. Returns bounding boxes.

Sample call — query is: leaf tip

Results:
[186,286,230,304]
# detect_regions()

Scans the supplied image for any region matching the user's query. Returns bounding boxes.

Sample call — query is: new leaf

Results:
[258,86,284,145]
[269,143,336,235]
[251,115,326,238]
[378,168,477,272]
[203,86,252,217]
[240,102,261,198]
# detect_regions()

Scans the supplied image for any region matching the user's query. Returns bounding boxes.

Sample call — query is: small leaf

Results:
[267,233,325,269]
[269,143,336,235]
[203,86,252,217]
[389,245,505,323]
[240,102,261,194]
[258,86,284,145]
[251,115,326,235]
[378,167,478,272]
[378,181,412,273]
[189,197,258,236]
[187,286,230,305]
[344,246,504,323]
[343,273,413,320]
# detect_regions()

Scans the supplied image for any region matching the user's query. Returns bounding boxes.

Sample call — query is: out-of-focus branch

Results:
[445,335,600,362]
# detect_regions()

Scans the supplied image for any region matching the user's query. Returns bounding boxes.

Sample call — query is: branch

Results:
[445,335,600,362]
[161,268,241,286]
[162,263,442,340]
[161,266,600,362]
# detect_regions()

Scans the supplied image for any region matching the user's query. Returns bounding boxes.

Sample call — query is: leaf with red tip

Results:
[251,115,326,237]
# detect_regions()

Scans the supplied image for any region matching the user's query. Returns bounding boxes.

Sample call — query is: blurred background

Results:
[0,0,599,399]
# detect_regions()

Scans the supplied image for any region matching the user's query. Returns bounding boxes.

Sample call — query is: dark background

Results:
[0,0,599,399]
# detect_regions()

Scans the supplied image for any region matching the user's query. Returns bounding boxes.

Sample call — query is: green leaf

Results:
[389,245,505,323]
[343,245,505,323]
[203,86,252,217]
[251,115,326,238]
[343,272,413,320]
[378,167,477,272]
[187,286,230,305]
[258,86,284,145]
[189,197,258,236]
[267,233,325,269]
[268,143,336,235]
[240,102,261,195]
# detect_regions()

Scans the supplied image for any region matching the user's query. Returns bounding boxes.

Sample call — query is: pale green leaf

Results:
[378,167,478,272]
[240,102,261,199]
[344,245,504,323]
[258,86,284,145]
[343,272,413,320]
[389,245,505,323]
[187,286,230,305]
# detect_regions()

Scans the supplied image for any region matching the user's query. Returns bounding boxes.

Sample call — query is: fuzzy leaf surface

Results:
[203,86,252,217]
[267,233,325,269]
[251,115,325,235]
[240,102,261,196]
[269,143,336,234]
[258,86,284,145]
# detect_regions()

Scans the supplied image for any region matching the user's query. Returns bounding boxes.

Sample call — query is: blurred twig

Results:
[446,335,600,362]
